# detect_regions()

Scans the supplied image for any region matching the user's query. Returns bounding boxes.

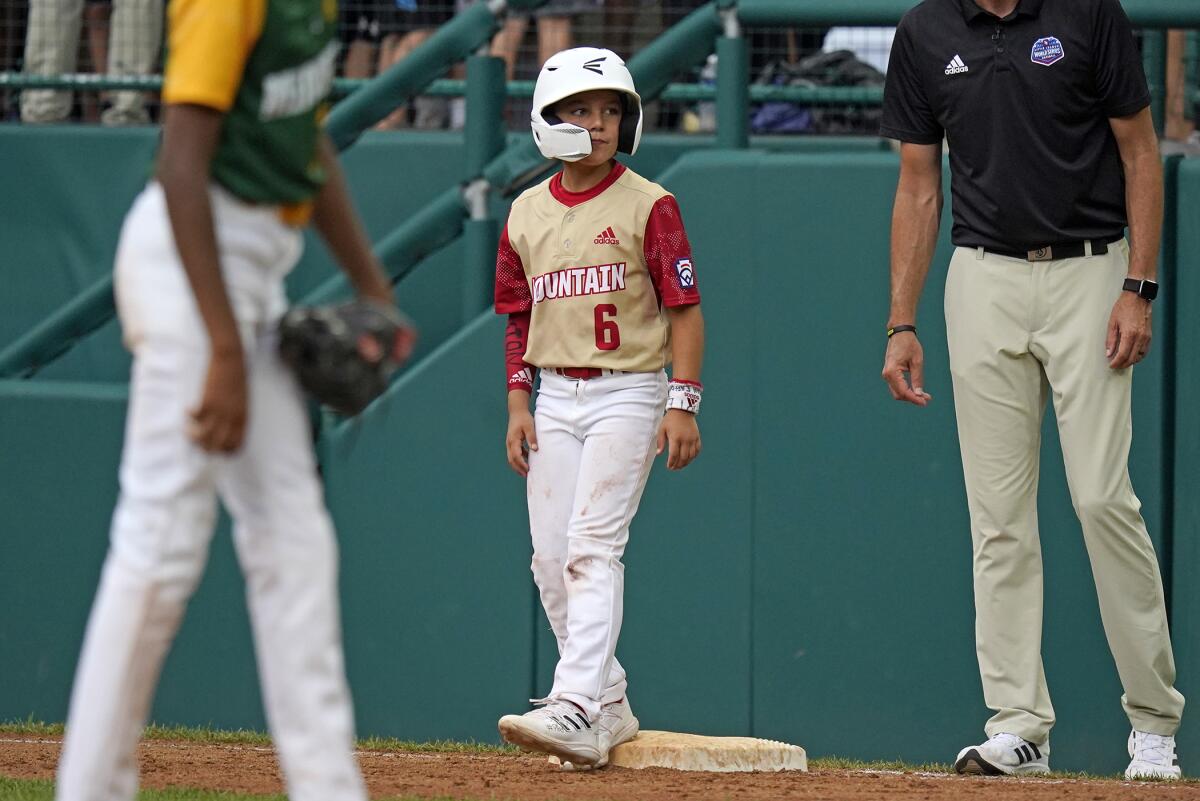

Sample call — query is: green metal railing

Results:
[2,0,1200,382]
[0,73,884,106]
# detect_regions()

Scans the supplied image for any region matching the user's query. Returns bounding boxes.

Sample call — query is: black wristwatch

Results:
[1123,278,1159,301]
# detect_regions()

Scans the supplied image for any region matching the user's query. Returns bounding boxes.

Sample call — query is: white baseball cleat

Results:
[954,732,1049,776]
[1125,730,1181,780]
[598,697,640,761]
[552,697,641,770]
[499,701,601,766]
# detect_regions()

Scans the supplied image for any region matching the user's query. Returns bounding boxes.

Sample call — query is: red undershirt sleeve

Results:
[505,311,534,394]
[643,195,701,307]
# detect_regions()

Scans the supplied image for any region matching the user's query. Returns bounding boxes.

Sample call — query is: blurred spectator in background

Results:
[21,0,161,124]
[341,1,392,81]
[1,0,28,119]
[491,0,601,80]
[603,0,651,62]
[342,0,459,130]
[377,1,455,129]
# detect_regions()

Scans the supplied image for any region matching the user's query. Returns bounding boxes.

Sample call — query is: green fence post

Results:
[1143,29,1167,136]
[462,49,508,324]
[716,0,749,149]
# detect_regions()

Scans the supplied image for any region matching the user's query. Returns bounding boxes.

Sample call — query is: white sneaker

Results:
[1125,730,1181,780]
[598,697,640,760]
[551,698,641,770]
[954,732,1049,776]
[499,701,601,766]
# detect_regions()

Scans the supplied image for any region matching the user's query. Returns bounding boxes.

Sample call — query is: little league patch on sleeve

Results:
[1030,37,1065,66]
[674,258,695,289]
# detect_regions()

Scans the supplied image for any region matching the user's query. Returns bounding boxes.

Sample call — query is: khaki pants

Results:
[944,241,1184,745]
[21,0,162,124]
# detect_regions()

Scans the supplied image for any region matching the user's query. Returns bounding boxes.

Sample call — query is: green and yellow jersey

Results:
[162,0,339,223]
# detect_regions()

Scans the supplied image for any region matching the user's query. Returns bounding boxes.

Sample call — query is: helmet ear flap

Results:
[617,95,641,154]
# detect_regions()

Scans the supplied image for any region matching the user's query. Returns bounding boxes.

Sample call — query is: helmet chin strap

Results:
[530,119,592,162]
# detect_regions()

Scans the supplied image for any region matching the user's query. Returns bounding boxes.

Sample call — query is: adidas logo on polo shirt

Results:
[945,55,969,75]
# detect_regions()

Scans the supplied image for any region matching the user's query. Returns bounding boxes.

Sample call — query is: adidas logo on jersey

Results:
[945,55,969,75]
[594,226,620,245]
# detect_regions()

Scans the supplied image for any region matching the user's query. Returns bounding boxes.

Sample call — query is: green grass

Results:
[0,777,470,801]
[0,775,289,800]
[0,719,513,755]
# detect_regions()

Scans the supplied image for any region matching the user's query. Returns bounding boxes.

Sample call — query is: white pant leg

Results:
[216,330,366,801]
[54,338,220,801]
[57,187,227,801]
[527,375,584,653]
[544,372,665,720]
[20,0,84,122]
[57,184,365,801]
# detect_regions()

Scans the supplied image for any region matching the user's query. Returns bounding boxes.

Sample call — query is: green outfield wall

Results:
[0,131,1194,774]
[0,127,887,382]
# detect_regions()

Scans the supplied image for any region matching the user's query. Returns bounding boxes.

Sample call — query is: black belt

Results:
[982,235,1124,262]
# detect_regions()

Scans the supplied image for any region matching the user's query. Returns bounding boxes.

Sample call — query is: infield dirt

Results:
[4,736,1200,800]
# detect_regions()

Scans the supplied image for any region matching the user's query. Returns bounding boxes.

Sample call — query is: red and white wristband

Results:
[667,379,703,415]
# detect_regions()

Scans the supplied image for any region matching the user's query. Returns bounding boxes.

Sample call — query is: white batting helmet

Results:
[530,47,643,162]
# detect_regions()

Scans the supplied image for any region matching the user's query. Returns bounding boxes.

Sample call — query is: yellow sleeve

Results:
[162,0,267,112]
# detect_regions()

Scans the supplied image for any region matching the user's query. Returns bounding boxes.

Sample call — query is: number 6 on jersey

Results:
[594,303,620,350]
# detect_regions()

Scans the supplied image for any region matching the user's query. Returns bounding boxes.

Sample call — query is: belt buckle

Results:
[1027,246,1053,262]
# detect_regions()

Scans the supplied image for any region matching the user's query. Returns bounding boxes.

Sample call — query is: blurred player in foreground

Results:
[494,46,705,769]
[54,0,413,799]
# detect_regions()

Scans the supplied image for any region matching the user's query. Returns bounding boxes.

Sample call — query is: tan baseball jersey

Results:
[495,162,700,388]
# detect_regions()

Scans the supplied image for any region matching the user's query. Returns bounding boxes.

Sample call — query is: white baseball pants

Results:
[55,183,366,801]
[526,370,667,721]
[945,240,1184,744]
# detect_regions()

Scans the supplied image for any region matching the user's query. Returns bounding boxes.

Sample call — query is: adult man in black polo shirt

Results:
[879,0,1184,780]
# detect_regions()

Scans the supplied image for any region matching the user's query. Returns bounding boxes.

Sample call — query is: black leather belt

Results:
[983,235,1124,262]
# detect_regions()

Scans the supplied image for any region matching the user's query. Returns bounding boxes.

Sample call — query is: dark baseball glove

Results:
[278,299,416,417]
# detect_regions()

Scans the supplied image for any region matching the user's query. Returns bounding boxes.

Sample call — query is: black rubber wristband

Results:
[887,324,917,338]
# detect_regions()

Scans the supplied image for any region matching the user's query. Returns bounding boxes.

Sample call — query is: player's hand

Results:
[656,410,701,471]
[189,348,248,453]
[352,293,418,365]
[1106,292,1152,369]
[882,331,932,407]
[506,407,538,477]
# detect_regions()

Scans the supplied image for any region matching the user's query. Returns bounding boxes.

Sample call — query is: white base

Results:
[559,730,807,772]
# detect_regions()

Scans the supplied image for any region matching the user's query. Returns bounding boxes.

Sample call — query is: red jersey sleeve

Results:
[494,223,532,314]
[643,194,700,308]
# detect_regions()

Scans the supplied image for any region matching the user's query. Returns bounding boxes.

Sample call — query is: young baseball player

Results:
[494,46,705,769]
[53,1,413,799]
